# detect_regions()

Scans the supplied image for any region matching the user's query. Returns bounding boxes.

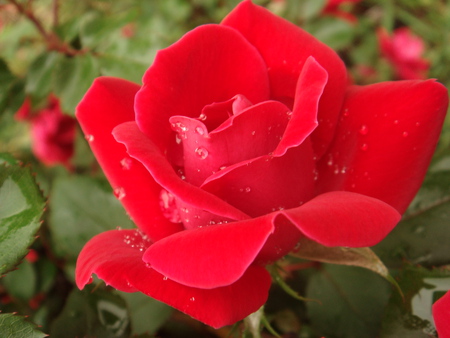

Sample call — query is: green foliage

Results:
[0,313,46,338]
[0,163,44,275]
[49,175,135,261]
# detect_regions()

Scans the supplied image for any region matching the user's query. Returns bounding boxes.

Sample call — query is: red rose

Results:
[433,290,450,337]
[75,0,448,328]
[377,27,430,80]
[15,95,76,169]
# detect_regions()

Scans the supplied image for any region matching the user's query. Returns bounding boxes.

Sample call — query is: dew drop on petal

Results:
[159,189,181,223]
[195,126,205,136]
[113,187,126,200]
[359,125,368,135]
[85,134,94,142]
[393,120,399,125]
[195,147,208,159]
[360,143,368,151]
[162,276,168,281]
[198,113,207,121]
[120,157,133,170]
[245,187,251,193]
[402,132,409,137]
[190,297,195,302]
[415,122,421,127]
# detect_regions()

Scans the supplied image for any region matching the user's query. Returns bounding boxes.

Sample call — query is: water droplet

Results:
[286,111,293,120]
[85,134,94,142]
[195,126,205,136]
[341,167,347,174]
[162,276,168,281]
[175,134,182,144]
[394,120,399,125]
[190,297,195,301]
[245,187,251,193]
[114,187,126,200]
[195,147,208,159]
[359,125,368,135]
[313,169,319,181]
[343,108,349,117]
[251,130,256,136]
[120,157,133,170]
[402,131,409,137]
[415,122,421,127]
[219,165,227,171]
[116,226,122,230]
[198,113,207,121]
[360,143,368,151]
[159,189,181,223]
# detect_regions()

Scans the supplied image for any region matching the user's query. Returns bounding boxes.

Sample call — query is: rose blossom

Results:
[75,0,448,328]
[15,95,76,169]
[377,27,430,80]
[433,290,450,337]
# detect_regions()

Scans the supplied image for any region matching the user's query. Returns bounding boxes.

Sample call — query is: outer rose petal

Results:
[433,290,450,338]
[76,229,272,329]
[112,121,249,221]
[281,191,401,247]
[316,80,449,214]
[76,77,184,241]
[135,24,270,154]
[143,216,274,288]
[222,0,347,157]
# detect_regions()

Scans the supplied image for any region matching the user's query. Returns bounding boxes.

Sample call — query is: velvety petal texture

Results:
[316,80,448,214]
[75,0,448,329]
[76,229,272,328]
[433,290,450,338]
[222,0,347,157]
[76,77,184,241]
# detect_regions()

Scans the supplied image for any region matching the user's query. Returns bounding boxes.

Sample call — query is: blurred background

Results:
[0,0,449,337]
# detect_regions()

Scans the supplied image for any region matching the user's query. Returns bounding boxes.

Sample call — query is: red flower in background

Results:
[377,27,430,80]
[75,0,448,328]
[433,291,450,337]
[15,95,76,169]
[322,0,361,23]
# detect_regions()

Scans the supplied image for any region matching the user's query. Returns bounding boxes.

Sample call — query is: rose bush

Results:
[75,0,448,328]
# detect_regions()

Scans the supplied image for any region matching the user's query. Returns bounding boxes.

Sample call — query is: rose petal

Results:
[274,56,328,156]
[135,24,270,155]
[202,140,316,218]
[143,216,274,288]
[222,0,347,157]
[433,290,450,337]
[112,121,249,221]
[76,229,272,329]
[281,191,401,247]
[76,77,184,240]
[316,80,449,214]
[171,100,292,185]
[76,229,150,292]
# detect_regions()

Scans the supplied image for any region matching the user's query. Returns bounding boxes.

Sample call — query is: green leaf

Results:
[306,264,392,338]
[374,148,450,268]
[25,52,62,100]
[0,313,46,338]
[98,54,147,84]
[307,18,355,50]
[2,259,36,300]
[48,175,134,261]
[380,265,450,337]
[119,292,172,335]
[292,238,390,279]
[52,54,99,114]
[50,286,130,338]
[0,164,45,275]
